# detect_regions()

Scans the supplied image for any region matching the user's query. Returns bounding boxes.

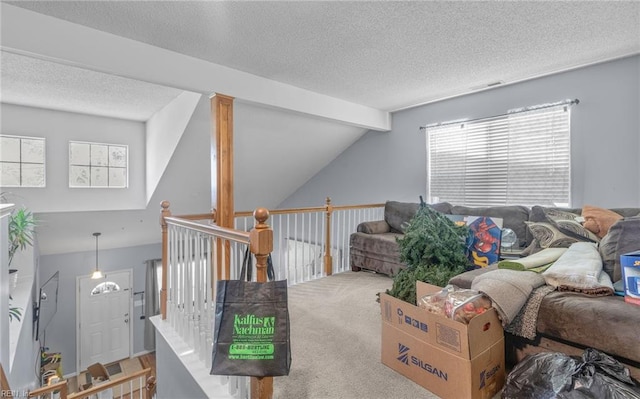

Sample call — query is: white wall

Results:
[146,92,202,204]
[280,56,640,209]
[0,104,146,213]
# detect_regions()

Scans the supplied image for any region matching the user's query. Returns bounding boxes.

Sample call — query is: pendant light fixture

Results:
[91,232,104,279]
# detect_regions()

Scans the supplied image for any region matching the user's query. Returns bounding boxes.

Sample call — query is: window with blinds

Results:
[426,103,571,207]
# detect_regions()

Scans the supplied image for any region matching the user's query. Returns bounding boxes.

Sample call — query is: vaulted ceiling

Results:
[1,1,638,254]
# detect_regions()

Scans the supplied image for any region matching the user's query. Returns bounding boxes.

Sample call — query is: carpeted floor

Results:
[272,271,441,399]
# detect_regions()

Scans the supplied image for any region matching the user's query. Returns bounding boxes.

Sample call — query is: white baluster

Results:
[193,233,201,355]
[179,228,187,340]
[187,229,195,346]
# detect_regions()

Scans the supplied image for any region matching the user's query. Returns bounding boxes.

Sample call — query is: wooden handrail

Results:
[28,380,68,398]
[234,202,384,217]
[164,216,250,244]
[174,211,216,221]
[332,203,385,211]
[67,367,152,399]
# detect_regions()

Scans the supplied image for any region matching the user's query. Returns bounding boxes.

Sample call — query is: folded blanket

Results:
[542,242,613,295]
[505,285,556,339]
[498,247,567,272]
[471,269,546,327]
[558,271,614,296]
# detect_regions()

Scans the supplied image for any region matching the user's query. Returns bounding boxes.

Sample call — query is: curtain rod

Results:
[420,98,579,131]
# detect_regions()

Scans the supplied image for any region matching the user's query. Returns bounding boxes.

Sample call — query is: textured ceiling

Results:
[6,1,640,112]
[2,1,639,255]
[1,51,183,121]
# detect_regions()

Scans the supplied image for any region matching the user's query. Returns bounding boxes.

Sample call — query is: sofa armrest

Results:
[357,220,391,234]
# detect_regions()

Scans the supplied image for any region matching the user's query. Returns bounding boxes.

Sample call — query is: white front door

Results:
[78,270,132,370]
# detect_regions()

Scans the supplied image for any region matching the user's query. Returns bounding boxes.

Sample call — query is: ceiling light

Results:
[91,232,104,279]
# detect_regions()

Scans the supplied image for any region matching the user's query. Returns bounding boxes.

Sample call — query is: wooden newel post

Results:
[249,207,274,399]
[324,197,334,276]
[160,200,171,320]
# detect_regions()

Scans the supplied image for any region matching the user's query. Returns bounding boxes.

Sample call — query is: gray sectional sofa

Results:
[350,200,640,376]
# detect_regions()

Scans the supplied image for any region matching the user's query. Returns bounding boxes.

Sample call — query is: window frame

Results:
[426,103,572,207]
[0,134,46,188]
[68,140,129,188]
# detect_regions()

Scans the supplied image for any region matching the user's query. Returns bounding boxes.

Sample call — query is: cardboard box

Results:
[380,282,505,399]
[621,251,640,303]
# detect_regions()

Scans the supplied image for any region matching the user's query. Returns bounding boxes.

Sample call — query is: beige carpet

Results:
[273,271,441,399]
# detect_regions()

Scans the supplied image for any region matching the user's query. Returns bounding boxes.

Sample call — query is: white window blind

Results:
[427,103,571,207]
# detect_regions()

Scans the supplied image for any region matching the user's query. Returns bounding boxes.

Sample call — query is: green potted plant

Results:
[8,207,37,292]
[385,201,470,305]
[9,296,22,322]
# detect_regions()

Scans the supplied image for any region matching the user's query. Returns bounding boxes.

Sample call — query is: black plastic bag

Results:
[561,349,640,399]
[502,349,640,399]
[502,352,577,398]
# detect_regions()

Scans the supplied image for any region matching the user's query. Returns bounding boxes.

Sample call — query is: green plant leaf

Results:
[387,205,470,304]
[8,207,37,266]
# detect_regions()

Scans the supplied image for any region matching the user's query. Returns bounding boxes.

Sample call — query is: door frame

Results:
[76,268,133,374]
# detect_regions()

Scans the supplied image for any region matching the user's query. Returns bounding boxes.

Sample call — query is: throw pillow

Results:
[554,219,600,243]
[527,206,597,252]
[582,205,623,239]
[525,221,582,248]
[543,208,581,222]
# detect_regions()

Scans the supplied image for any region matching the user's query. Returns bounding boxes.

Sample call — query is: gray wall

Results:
[9,282,39,390]
[280,55,640,209]
[39,243,161,376]
[155,332,208,399]
[0,104,146,213]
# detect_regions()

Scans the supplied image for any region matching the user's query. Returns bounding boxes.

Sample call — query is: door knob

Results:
[124,319,129,323]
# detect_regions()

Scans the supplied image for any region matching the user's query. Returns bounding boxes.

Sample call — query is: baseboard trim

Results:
[132,349,153,358]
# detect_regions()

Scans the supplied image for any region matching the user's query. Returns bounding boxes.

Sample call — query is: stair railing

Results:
[235,198,385,285]
[160,201,274,399]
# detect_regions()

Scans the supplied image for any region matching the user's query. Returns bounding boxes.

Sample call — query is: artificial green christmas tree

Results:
[386,201,470,305]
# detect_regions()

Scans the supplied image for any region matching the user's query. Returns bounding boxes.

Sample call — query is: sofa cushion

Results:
[450,205,530,248]
[429,201,453,214]
[384,201,452,233]
[357,220,391,234]
[598,216,640,282]
[610,208,640,218]
[384,201,420,233]
[537,291,640,364]
[350,231,406,276]
[350,231,403,259]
